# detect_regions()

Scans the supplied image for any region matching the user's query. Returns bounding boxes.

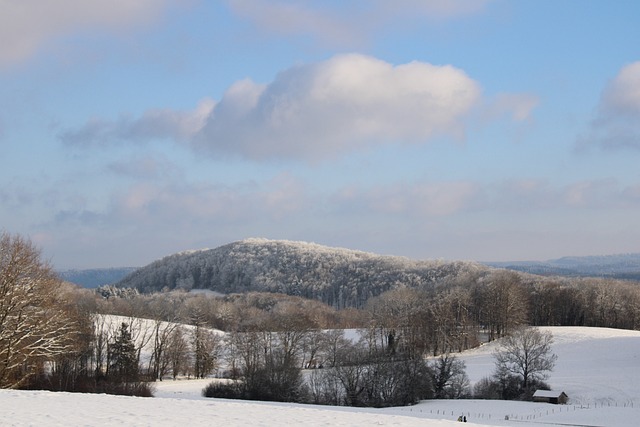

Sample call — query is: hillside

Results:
[115,238,488,308]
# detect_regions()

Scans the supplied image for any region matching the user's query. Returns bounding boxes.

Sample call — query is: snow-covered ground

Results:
[2,326,640,426]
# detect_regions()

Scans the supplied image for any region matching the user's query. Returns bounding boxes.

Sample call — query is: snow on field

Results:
[2,326,640,426]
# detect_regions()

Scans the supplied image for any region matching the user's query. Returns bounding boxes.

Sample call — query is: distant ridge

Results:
[59,267,138,288]
[484,253,640,280]
[115,238,488,308]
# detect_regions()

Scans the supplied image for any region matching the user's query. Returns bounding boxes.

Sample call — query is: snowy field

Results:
[2,326,640,426]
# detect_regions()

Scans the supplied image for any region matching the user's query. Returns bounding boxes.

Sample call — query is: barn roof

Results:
[533,390,567,398]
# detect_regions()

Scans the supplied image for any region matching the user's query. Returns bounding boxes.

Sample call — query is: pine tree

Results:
[108,323,138,382]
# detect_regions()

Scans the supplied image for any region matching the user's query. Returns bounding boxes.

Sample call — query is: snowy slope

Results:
[461,326,640,405]
[2,326,640,426]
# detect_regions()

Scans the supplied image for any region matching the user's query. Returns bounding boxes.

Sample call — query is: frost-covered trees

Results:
[0,233,80,388]
[115,239,483,308]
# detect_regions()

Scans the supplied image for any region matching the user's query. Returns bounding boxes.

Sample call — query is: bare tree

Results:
[0,233,80,388]
[323,329,351,368]
[270,300,313,368]
[366,287,431,357]
[331,345,369,406]
[191,325,221,379]
[91,314,113,379]
[493,327,557,391]
[431,354,470,399]
[484,271,529,340]
[148,319,178,380]
[165,326,189,379]
[126,316,153,372]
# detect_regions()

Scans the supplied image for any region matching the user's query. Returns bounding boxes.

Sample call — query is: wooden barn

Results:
[533,390,569,404]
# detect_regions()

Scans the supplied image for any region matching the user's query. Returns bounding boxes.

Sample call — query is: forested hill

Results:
[115,238,489,308]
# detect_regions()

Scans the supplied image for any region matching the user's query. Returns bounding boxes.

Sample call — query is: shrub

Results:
[97,381,155,397]
[26,372,155,397]
[472,377,501,399]
[203,381,243,399]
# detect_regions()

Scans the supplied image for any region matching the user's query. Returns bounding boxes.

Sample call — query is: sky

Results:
[1,0,640,269]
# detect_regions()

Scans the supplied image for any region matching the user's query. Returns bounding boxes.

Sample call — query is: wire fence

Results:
[392,399,638,423]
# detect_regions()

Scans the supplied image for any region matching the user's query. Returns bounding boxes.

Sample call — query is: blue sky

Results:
[1,0,640,269]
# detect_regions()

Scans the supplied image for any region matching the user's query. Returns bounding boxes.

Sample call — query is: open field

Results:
[2,326,639,426]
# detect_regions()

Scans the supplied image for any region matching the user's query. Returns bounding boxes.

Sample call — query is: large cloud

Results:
[579,61,640,150]
[0,0,181,68]
[199,54,482,160]
[61,54,538,161]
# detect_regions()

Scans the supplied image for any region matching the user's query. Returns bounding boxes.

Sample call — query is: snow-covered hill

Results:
[115,238,488,308]
[2,326,640,426]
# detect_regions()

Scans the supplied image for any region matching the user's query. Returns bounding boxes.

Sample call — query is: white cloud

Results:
[60,98,214,146]
[0,0,181,68]
[106,173,309,225]
[62,54,537,161]
[487,178,633,212]
[332,180,479,218]
[329,177,634,220]
[579,61,640,150]
[196,54,481,160]
[601,61,640,117]
[331,177,637,220]
[226,0,492,49]
[226,0,362,48]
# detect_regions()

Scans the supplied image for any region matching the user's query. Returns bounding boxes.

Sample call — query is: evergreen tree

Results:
[108,323,138,382]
